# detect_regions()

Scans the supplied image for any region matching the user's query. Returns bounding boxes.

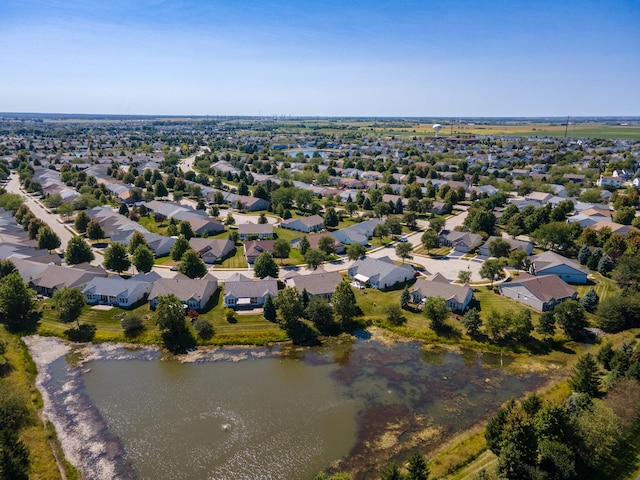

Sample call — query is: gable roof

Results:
[504,273,576,303]
[412,275,472,304]
[223,274,278,299]
[529,251,586,274]
[148,273,218,303]
[283,270,342,296]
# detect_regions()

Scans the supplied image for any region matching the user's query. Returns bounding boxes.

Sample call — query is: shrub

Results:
[121,314,145,336]
[194,319,214,340]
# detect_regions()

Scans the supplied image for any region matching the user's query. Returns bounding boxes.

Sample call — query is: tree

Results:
[488,238,511,258]
[479,259,504,287]
[464,207,495,234]
[460,308,482,336]
[402,212,418,230]
[374,223,390,239]
[0,273,34,326]
[577,245,591,265]
[178,249,207,278]
[406,451,429,480]
[597,254,614,275]
[273,238,291,263]
[428,216,445,233]
[421,230,439,253]
[387,218,402,235]
[347,243,366,260]
[0,429,31,480]
[225,212,235,226]
[254,252,279,278]
[121,314,145,336]
[275,287,304,327]
[298,235,310,255]
[424,296,449,331]
[179,220,194,240]
[132,245,155,273]
[553,300,586,339]
[155,294,194,351]
[385,304,406,326]
[457,269,471,284]
[568,353,600,398]
[396,242,413,264]
[37,225,61,253]
[193,319,214,340]
[511,310,533,342]
[128,230,149,255]
[305,296,334,331]
[580,288,599,313]
[0,259,16,279]
[170,236,190,261]
[614,205,635,225]
[65,236,94,265]
[536,311,556,338]
[263,294,277,321]
[27,218,44,240]
[318,235,336,256]
[74,211,91,233]
[103,242,131,273]
[304,248,326,270]
[400,287,411,309]
[333,280,358,325]
[258,212,268,224]
[86,220,105,243]
[324,207,340,228]
[380,462,404,480]
[53,287,85,328]
[507,249,529,272]
[531,222,575,252]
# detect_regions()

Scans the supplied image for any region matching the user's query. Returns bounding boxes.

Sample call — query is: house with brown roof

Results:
[291,232,346,254]
[439,230,483,253]
[244,240,275,264]
[412,273,473,312]
[499,273,577,311]
[188,238,235,264]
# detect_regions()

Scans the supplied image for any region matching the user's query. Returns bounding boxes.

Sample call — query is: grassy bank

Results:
[0,327,77,480]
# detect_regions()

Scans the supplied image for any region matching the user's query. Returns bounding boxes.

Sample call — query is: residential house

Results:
[439,230,483,253]
[186,216,225,236]
[332,218,383,246]
[83,276,152,308]
[590,220,637,236]
[291,232,346,254]
[223,273,278,309]
[479,236,534,257]
[188,238,235,264]
[528,251,588,284]
[280,215,325,233]
[348,256,414,290]
[238,223,274,240]
[244,240,275,264]
[499,273,577,311]
[283,270,343,300]
[148,273,218,311]
[411,273,473,312]
[13,259,106,297]
[597,175,622,188]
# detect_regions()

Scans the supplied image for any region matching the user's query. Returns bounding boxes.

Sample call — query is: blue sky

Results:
[1,0,638,116]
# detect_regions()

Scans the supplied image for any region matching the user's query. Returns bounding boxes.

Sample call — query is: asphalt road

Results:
[6,173,74,250]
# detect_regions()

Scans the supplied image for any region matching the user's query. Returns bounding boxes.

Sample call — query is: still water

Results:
[26,333,551,479]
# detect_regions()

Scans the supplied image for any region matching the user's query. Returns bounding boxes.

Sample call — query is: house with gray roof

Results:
[223,273,278,309]
[280,215,324,233]
[83,276,152,308]
[499,273,577,311]
[283,270,343,300]
[13,259,106,297]
[528,251,588,284]
[238,223,274,240]
[348,256,413,290]
[412,273,473,312]
[332,218,383,246]
[439,230,483,253]
[148,273,218,311]
[479,236,533,257]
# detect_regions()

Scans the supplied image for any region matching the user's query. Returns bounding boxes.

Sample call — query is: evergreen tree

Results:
[406,451,429,480]
[380,462,404,480]
[400,287,411,310]
[568,353,600,398]
[263,294,276,321]
[298,235,310,255]
[460,308,482,336]
[580,288,600,313]
[577,245,591,265]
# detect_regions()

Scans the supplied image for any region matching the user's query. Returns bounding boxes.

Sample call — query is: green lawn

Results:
[574,272,616,302]
[219,246,248,268]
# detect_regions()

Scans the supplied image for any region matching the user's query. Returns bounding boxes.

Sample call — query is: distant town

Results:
[1,114,640,479]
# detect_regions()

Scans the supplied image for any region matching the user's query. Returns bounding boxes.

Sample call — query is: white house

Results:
[83,276,152,308]
[280,215,325,233]
[148,274,218,311]
[348,256,414,290]
[223,273,278,309]
[528,251,588,284]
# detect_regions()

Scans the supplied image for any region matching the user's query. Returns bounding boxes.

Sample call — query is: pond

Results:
[25,332,553,479]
